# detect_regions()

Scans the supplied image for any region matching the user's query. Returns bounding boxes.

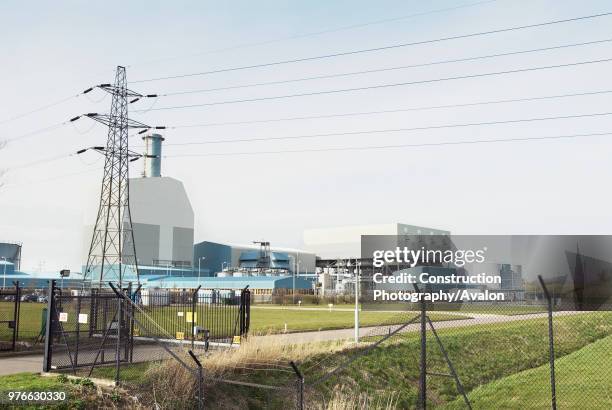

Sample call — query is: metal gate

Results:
[43,282,133,373]
[0,283,21,352]
[43,280,251,382]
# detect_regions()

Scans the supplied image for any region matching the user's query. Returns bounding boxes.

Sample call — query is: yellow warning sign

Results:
[133,327,140,337]
[185,312,197,323]
[232,335,241,345]
[176,331,185,340]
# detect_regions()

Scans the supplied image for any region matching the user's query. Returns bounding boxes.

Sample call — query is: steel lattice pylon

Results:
[84,66,145,287]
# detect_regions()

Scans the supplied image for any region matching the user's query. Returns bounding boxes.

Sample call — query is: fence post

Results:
[290,361,304,410]
[418,286,427,410]
[75,295,81,367]
[43,280,56,372]
[188,350,204,410]
[239,287,251,338]
[538,275,557,410]
[89,288,96,338]
[204,329,210,353]
[115,283,122,385]
[130,284,141,363]
[192,285,202,350]
[12,281,21,350]
[125,282,133,363]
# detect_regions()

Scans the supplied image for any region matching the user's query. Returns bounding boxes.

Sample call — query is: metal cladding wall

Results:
[127,176,194,267]
[194,241,316,275]
[0,242,22,270]
[83,176,195,269]
[193,241,232,276]
[0,261,15,275]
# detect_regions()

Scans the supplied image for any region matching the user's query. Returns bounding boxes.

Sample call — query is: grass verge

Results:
[304,312,612,408]
[443,334,612,409]
[0,372,133,409]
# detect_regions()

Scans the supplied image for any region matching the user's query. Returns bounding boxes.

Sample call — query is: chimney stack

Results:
[142,133,164,177]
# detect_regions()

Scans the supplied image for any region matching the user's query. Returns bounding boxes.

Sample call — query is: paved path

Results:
[0,354,43,376]
[253,310,585,344]
[252,305,476,316]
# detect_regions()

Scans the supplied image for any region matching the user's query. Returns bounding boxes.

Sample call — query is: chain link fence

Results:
[0,283,20,351]
[294,285,612,409]
[40,277,611,409]
[0,281,54,353]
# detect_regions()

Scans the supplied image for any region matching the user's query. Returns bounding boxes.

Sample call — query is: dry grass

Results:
[202,335,350,377]
[140,336,354,409]
[313,385,398,410]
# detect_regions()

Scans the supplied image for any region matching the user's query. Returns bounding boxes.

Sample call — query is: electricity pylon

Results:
[80,66,158,287]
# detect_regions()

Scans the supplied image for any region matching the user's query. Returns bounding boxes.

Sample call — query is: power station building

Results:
[82,134,194,277]
[193,241,316,277]
[0,241,22,270]
[129,134,195,270]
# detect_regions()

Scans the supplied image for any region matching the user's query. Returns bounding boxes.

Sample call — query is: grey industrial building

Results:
[0,241,22,270]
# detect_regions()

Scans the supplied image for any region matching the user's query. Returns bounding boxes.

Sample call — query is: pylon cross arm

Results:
[85,113,150,129]
[97,84,144,98]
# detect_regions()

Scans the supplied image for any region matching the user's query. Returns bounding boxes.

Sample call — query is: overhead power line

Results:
[164,131,612,158]
[0,94,79,126]
[0,84,110,128]
[134,58,612,112]
[159,111,612,146]
[0,2,496,126]
[5,131,609,189]
[7,152,75,172]
[159,38,612,97]
[132,11,612,83]
[0,166,100,192]
[164,89,612,129]
[129,0,499,67]
[4,122,71,144]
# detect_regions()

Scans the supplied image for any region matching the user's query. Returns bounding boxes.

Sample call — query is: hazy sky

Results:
[1,0,611,272]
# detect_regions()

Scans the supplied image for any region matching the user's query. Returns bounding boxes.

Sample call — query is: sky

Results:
[1,0,612,273]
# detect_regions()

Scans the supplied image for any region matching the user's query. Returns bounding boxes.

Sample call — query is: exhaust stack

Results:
[142,133,164,177]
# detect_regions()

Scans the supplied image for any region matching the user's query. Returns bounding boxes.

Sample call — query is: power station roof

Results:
[195,240,315,255]
[0,272,83,288]
[142,275,312,290]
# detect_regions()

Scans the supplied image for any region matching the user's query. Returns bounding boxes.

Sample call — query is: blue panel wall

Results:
[193,241,232,276]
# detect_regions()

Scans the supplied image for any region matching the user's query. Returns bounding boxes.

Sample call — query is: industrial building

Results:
[193,240,316,277]
[305,223,451,296]
[82,134,194,273]
[0,241,22,270]
[0,242,83,289]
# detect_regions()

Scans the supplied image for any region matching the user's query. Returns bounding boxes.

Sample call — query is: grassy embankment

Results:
[305,312,612,408]
[444,333,612,409]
